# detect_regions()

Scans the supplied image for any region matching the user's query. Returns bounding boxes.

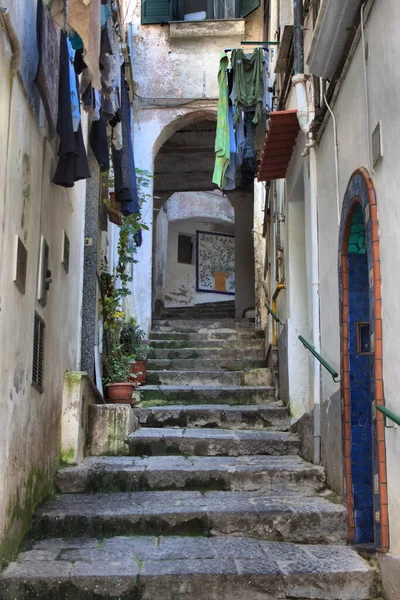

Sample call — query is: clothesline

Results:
[212,47,269,192]
[224,47,270,54]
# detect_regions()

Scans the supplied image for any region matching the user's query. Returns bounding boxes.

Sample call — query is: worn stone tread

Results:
[0,536,377,600]
[135,403,289,430]
[56,455,326,494]
[127,426,297,456]
[149,331,259,340]
[152,322,255,334]
[146,370,245,386]
[32,491,347,544]
[147,358,267,371]
[149,338,265,349]
[148,347,265,360]
[139,385,275,405]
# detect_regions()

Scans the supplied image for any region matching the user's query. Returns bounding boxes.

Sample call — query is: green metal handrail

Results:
[298,335,340,383]
[376,405,400,427]
[265,302,283,325]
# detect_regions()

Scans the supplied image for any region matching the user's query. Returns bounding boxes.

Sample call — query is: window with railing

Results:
[141,0,260,24]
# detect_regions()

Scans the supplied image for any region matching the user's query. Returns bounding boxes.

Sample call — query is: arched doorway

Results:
[339,168,389,552]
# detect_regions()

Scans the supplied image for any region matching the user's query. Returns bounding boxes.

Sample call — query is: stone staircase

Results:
[0,317,381,599]
[157,299,236,320]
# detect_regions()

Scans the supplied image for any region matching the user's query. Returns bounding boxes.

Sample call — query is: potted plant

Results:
[99,169,152,394]
[120,319,150,385]
[103,337,137,404]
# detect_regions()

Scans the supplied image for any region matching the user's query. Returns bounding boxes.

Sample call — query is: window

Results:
[357,322,370,355]
[178,234,194,264]
[141,0,260,24]
[32,312,45,393]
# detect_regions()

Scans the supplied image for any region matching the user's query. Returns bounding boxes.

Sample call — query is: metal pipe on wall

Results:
[293,0,304,75]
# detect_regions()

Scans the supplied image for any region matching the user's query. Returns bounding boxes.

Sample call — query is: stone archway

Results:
[339,168,389,552]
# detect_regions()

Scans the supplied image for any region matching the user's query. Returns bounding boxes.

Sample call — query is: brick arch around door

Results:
[339,167,388,552]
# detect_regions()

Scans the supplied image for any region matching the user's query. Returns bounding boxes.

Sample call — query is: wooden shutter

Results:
[142,0,172,24]
[32,313,45,393]
[239,0,260,18]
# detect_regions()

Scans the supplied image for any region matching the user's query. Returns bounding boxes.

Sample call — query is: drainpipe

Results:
[292,1,321,465]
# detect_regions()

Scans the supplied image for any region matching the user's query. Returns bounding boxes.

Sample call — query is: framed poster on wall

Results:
[196,231,235,295]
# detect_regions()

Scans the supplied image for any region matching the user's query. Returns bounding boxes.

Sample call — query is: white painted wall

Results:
[0,22,86,564]
[253,181,267,332]
[278,0,400,555]
[165,218,235,307]
[286,176,310,417]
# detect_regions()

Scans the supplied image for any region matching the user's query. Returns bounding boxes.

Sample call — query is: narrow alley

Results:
[1,0,400,599]
[0,305,379,598]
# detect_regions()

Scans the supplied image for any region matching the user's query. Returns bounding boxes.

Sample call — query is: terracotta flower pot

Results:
[106,192,122,226]
[130,360,147,385]
[105,382,136,404]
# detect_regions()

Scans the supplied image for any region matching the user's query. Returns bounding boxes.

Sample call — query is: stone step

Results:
[139,385,275,405]
[136,404,289,430]
[127,427,299,456]
[147,370,244,386]
[148,347,265,360]
[56,455,326,495]
[161,313,236,320]
[147,357,267,371]
[163,303,235,311]
[147,370,272,387]
[149,338,265,349]
[152,319,254,331]
[0,536,376,600]
[149,331,260,341]
[30,491,347,544]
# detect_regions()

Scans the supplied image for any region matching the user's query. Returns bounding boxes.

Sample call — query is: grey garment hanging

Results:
[112,64,139,216]
[53,32,90,188]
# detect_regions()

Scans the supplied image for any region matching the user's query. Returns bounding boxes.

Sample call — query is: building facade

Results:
[258,0,400,593]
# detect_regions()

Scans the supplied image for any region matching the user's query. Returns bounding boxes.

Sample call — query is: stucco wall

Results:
[125,0,264,332]
[165,218,235,307]
[306,0,400,553]
[0,24,86,565]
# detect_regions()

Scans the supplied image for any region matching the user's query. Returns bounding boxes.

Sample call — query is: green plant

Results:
[120,319,150,360]
[100,170,152,381]
[103,327,137,384]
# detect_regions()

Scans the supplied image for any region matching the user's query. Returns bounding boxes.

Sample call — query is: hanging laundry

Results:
[89,115,110,172]
[231,48,265,125]
[241,111,256,186]
[53,32,90,188]
[66,39,81,131]
[212,52,231,190]
[51,0,102,90]
[224,106,237,191]
[112,65,140,216]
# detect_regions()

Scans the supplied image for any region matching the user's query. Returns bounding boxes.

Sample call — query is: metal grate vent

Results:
[32,312,45,392]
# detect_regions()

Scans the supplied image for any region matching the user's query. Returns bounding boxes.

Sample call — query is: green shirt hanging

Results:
[231,48,265,124]
[212,52,231,189]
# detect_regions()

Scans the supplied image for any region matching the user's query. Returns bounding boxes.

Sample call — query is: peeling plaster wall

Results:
[0,23,86,565]
[124,0,264,333]
[165,218,235,307]
[166,191,234,223]
[229,192,256,318]
[154,210,169,307]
